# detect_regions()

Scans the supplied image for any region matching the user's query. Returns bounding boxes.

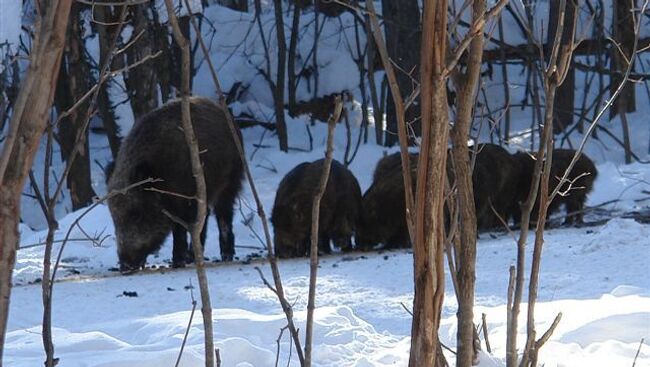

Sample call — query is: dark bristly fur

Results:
[513,148,598,225]
[356,152,418,250]
[107,97,244,271]
[472,143,521,230]
[271,159,362,258]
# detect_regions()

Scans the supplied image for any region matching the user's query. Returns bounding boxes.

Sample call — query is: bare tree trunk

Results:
[124,4,159,118]
[450,1,486,365]
[0,1,73,363]
[611,0,636,118]
[352,14,369,144]
[497,15,511,143]
[273,0,289,151]
[149,1,174,103]
[548,0,576,134]
[163,1,214,366]
[409,0,448,365]
[381,0,421,146]
[365,13,383,146]
[95,5,121,158]
[382,0,421,146]
[170,16,194,92]
[287,1,301,114]
[612,0,636,164]
[55,2,96,210]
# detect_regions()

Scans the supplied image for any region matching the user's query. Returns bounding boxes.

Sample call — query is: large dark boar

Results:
[372,151,419,183]
[513,148,598,225]
[104,159,210,267]
[107,97,244,271]
[356,152,418,250]
[356,170,412,249]
[271,159,362,258]
[471,144,521,230]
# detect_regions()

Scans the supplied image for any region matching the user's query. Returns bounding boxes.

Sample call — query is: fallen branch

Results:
[481,313,491,354]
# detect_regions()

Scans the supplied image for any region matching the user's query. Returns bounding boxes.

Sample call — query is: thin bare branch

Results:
[304,98,342,367]
[632,338,645,367]
[185,0,306,362]
[444,0,509,76]
[535,312,562,349]
[163,0,214,365]
[175,283,198,367]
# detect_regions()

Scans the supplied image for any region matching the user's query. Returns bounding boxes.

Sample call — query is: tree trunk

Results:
[0,1,73,363]
[95,5,121,158]
[409,0,447,365]
[450,1,486,365]
[149,1,174,103]
[273,0,289,152]
[55,2,96,210]
[124,4,159,119]
[381,0,421,146]
[610,0,636,117]
[170,16,194,93]
[365,12,384,146]
[548,0,576,134]
[287,1,301,114]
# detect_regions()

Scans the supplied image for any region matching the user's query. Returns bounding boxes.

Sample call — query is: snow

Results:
[7,120,650,366]
[0,0,22,73]
[3,1,650,366]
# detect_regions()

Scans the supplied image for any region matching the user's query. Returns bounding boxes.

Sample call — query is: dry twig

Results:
[163,1,214,365]
[175,281,198,367]
[184,0,306,362]
[304,97,342,367]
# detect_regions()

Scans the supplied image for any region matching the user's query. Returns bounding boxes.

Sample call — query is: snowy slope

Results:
[3,1,650,366]
[7,120,650,366]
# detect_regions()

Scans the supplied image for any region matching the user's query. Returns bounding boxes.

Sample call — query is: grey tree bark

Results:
[0,1,73,363]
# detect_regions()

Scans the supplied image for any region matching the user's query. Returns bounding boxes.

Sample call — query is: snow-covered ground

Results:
[3,2,650,366]
[6,119,650,366]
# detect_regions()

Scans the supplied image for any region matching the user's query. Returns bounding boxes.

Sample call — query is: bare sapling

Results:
[449,0,485,364]
[304,97,342,367]
[163,1,214,366]
[518,1,649,367]
[182,0,306,363]
[0,1,74,363]
[506,1,574,366]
